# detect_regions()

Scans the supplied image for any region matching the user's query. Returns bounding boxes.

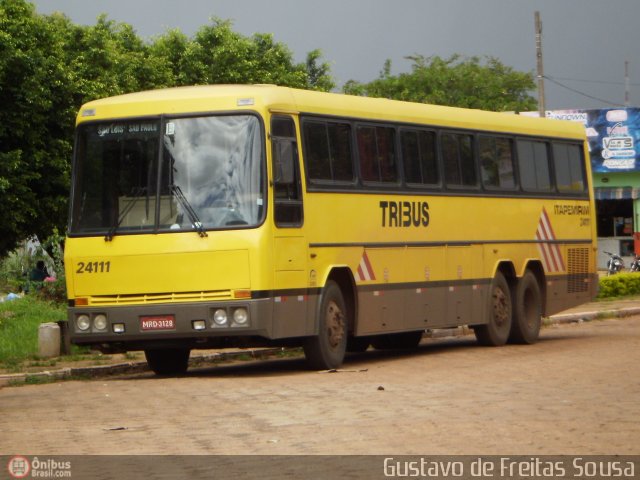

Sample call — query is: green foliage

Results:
[70,14,176,100]
[37,228,67,303]
[597,273,640,298]
[148,18,330,88]
[343,54,537,112]
[0,296,66,367]
[0,1,72,256]
[0,239,47,293]
[0,2,335,258]
[38,278,67,304]
[305,49,335,91]
[0,229,66,300]
[0,247,27,293]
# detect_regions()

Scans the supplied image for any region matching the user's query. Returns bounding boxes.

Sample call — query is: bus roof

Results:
[77,84,585,140]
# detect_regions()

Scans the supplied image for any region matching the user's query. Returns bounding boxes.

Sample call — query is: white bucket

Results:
[38,322,61,358]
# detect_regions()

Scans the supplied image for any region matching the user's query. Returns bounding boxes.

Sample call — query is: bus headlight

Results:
[77,314,91,331]
[232,307,249,327]
[212,309,228,327]
[93,314,108,331]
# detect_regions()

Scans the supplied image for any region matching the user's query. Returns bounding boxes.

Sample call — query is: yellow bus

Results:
[65,85,597,375]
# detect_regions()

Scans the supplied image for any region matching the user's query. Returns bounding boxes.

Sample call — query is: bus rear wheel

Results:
[304,281,347,370]
[144,348,191,376]
[474,271,512,346]
[509,271,542,344]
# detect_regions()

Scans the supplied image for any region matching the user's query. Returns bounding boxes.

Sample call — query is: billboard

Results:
[543,108,640,173]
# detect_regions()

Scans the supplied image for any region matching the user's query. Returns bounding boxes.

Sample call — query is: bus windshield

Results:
[70,115,265,236]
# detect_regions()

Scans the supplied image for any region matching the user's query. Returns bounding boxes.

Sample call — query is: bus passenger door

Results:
[271,115,308,338]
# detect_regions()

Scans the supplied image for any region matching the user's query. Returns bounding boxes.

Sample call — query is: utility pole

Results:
[625,60,630,107]
[534,11,546,117]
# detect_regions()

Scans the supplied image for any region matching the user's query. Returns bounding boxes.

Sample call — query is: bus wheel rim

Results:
[326,300,345,349]
[492,286,509,326]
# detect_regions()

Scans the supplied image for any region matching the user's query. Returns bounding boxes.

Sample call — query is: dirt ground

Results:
[1,316,639,456]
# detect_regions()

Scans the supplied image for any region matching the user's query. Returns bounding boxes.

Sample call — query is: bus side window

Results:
[271,116,303,227]
[479,136,516,190]
[517,139,552,192]
[273,141,295,186]
[357,125,398,183]
[443,132,477,188]
[303,120,354,183]
[553,142,585,192]
[401,129,439,186]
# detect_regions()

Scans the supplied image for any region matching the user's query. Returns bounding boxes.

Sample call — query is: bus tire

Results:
[509,271,542,344]
[144,348,190,375]
[304,280,347,370]
[474,271,512,346]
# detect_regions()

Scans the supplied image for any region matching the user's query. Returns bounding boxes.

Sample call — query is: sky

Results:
[30,0,640,111]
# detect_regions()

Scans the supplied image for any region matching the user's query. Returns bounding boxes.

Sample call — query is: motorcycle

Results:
[604,251,625,275]
[630,255,640,273]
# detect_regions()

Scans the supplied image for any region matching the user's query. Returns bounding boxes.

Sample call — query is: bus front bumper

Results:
[68,298,274,350]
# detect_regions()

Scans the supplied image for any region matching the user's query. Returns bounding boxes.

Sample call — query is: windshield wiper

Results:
[171,185,208,238]
[104,187,146,242]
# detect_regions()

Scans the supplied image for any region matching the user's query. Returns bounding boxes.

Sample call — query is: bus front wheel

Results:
[509,271,542,344]
[144,348,191,376]
[304,281,347,370]
[474,272,512,346]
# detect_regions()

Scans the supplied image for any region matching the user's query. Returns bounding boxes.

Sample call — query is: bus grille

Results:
[567,247,589,293]
[85,290,233,306]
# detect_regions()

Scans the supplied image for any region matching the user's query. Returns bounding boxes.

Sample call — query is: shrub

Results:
[38,277,67,304]
[598,273,640,299]
[0,230,67,304]
[0,247,31,293]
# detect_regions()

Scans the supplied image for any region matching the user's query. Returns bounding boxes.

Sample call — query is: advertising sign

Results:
[543,108,640,173]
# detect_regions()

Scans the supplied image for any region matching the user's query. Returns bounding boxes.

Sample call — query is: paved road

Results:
[2,316,639,455]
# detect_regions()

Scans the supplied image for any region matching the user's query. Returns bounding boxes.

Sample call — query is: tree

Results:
[0,4,335,258]
[67,15,175,101]
[305,49,335,91]
[148,28,192,86]
[0,3,178,257]
[0,0,73,256]
[343,54,537,112]
[150,18,332,90]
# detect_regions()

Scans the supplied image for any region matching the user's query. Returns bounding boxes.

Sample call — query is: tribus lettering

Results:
[380,200,429,227]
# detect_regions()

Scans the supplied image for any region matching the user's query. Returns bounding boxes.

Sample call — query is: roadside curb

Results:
[0,347,284,387]
[547,306,640,324]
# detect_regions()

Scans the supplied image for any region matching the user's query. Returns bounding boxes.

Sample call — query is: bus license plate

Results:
[140,315,176,331]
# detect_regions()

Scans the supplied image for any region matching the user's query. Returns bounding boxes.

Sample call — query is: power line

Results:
[543,75,626,107]
[548,75,640,87]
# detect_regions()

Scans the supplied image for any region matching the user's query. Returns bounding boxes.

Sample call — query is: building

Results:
[525,108,640,269]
